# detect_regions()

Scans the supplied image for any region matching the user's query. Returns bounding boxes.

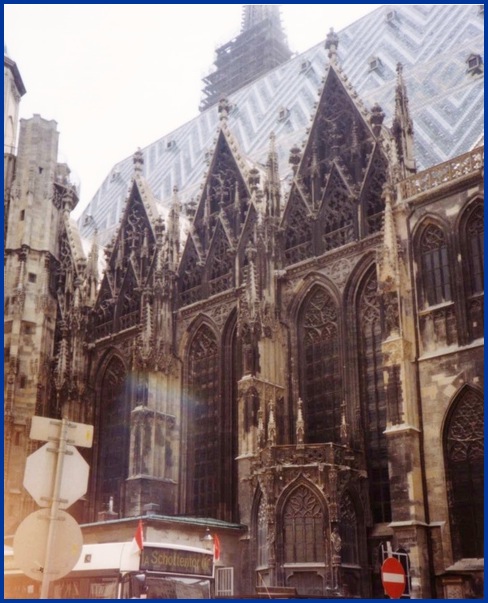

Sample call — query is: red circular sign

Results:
[381,557,406,599]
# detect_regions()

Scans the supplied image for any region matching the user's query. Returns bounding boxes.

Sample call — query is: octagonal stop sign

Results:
[23,443,89,509]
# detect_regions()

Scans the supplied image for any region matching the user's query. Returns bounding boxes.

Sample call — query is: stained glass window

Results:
[187,325,220,517]
[97,356,128,514]
[444,388,484,560]
[283,485,325,563]
[463,204,484,340]
[300,288,341,443]
[358,268,391,523]
[420,224,451,306]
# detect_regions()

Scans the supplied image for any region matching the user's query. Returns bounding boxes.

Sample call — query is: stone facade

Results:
[4,28,483,602]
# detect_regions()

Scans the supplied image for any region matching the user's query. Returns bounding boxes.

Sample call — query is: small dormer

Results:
[277,107,290,122]
[385,9,397,23]
[299,59,311,74]
[368,56,382,72]
[166,139,177,151]
[466,53,483,75]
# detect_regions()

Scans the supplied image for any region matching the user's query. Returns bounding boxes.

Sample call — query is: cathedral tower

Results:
[199,5,291,112]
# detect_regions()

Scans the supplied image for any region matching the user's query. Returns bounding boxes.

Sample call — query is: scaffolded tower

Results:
[199,5,291,112]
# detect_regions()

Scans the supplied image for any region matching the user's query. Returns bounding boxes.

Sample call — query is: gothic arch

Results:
[276,477,329,595]
[251,487,270,570]
[220,308,240,521]
[442,385,484,561]
[341,252,376,448]
[296,284,342,444]
[178,313,219,360]
[286,272,341,323]
[457,197,484,341]
[93,351,130,518]
[355,264,391,523]
[276,476,328,562]
[413,217,453,309]
[182,322,220,517]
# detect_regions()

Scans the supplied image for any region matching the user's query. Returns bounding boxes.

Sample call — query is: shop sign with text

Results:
[141,547,213,578]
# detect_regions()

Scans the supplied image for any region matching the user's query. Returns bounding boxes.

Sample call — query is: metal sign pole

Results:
[39,418,69,599]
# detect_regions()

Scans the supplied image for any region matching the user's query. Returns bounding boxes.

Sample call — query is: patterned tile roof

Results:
[78,4,484,243]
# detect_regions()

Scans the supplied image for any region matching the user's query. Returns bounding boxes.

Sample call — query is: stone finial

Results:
[248,167,260,192]
[391,62,416,178]
[296,398,305,448]
[268,401,277,446]
[289,145,301,175]
[133,147,144,173]
[218,97,232,121]
[325,27,339,63]
[370,102,385,137]
[340,400,349,444]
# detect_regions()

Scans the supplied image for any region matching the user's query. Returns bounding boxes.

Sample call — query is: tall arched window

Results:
[420,224,451,307]
[340,492,359,565]
[358,268,391,523]
[257,495,269,568]
[283,485,325,563]
[97,356,128,515]
[300,287,341,443]
[462,203,484,340]
[187,325,220,517]
[444,388,484,560]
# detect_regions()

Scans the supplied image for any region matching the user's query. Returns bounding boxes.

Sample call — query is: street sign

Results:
[23,442,89,509]
[381,556,406,599]
[30,415,93,448]
[13,509,83,582]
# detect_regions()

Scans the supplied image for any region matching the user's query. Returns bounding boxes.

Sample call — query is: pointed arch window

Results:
[420,224,451,307]
[300,287,341,443]
[257,495,269,568]
[340,493,359,565]
[283,485,325,563]
[97,356,129,515]
[444,388,484,560]
[462,203,484,340]
[358,268,391,523]
[187,325,220,517]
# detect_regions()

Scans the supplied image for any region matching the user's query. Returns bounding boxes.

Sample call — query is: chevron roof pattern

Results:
[78,4,484,243]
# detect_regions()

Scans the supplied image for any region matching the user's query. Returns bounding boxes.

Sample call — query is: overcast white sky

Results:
[5,4,382,217]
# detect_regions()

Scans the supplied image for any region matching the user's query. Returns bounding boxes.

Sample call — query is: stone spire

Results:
[166,185,181,272]
[266,132,281,220]
[85,228,99,305]
[391,63,416,179]
[377,179,400,293]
